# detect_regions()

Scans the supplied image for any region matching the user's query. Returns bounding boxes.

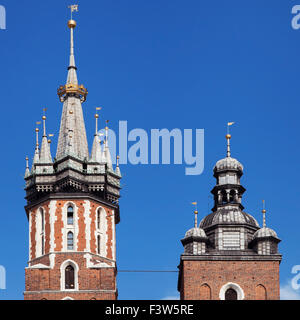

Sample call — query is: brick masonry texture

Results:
[25,199,117,300]
[179,260,280,300]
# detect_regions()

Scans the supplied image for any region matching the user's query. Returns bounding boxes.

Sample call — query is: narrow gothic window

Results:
[225,288,237,300]
[40,209,45,255]
[97,235,100,254]
[65,265,75,289]
[97,209,100,230]
[67,206,74,225]
[67,232,74,250]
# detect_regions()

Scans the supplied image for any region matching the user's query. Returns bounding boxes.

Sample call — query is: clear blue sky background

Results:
[0,0,299,300]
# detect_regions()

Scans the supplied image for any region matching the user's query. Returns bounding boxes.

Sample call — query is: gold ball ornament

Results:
[226,134,231,140]
[68,19,77,29]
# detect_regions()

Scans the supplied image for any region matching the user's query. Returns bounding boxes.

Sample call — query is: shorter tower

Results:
[178,132,282,300]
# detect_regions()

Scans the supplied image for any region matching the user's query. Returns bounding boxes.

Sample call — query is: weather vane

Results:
[68,4,79,19]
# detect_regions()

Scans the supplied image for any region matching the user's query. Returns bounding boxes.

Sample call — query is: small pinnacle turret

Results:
[39,115,52,164]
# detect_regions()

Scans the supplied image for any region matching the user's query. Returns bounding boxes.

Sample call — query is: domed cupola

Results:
[199,124,260,251]
[181,204,208,255]
[251,201,280,255]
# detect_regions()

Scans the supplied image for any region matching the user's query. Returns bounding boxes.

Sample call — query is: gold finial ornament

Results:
[35,128,39,132]
[95,114,99,119]
[226,134,231,140]
[68,19,77,29]
[42,116,46,120]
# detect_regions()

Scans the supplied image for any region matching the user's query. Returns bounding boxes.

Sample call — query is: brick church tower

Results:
[178,132,282,300]
[24,12,122,300]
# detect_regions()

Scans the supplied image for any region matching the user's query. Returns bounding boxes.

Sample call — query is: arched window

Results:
[229,190,235,203]
[67,232,74,250]
[225,288,237,300]
[221,190,227,204]
[97,209,101,230]
[67,206,74,225]
[97,235,101,254]
[40,209,45,255]
[65,265,75,290]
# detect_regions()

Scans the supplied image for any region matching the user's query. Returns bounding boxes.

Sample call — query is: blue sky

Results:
[0,0,299,300]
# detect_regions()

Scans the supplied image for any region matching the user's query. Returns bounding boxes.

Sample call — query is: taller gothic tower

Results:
[24,14,122,300]
[178,132,282,300]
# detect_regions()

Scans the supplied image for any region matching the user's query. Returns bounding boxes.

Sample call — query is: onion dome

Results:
[184,227,207,239]
[214,133,243,173]
[253,227,279,240]
[253,201,279,240]
[214,156,243,173]
[181,207,208,255]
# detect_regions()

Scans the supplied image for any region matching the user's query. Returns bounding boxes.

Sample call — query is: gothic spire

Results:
[25,156,30,178]
[90,112,103,163]
[104,121,113,170]
[32,126,40,169]
[115,155,121,176]
[39,114,52,164]
[56,11,89,161]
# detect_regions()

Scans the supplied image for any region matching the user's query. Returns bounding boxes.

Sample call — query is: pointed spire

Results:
[32,126,40,168]
[90,111,102,163]
[56,7,89,161]
[39,112,52,164]
[104,121,113,170]
[25,156,30,178]
[262,200,266,228]
[115,155,121,176]
[67,17,78,85]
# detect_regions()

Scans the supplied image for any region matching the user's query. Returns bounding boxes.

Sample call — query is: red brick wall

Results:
[179,260,280,300]
[25,253,117,300]
[26,199,117,300]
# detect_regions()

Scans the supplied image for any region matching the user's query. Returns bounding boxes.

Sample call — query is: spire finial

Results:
[68,4,78,28]
[67,4,78,84]
[262,200,266,228]
[35,122,41,147]
[191,202,198,228]
[226,122,235,157]
[117,155,120,167]
[95,107,102,135]
[26,156,29,168]
[105,120,109,146]
[42,108,47,137]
